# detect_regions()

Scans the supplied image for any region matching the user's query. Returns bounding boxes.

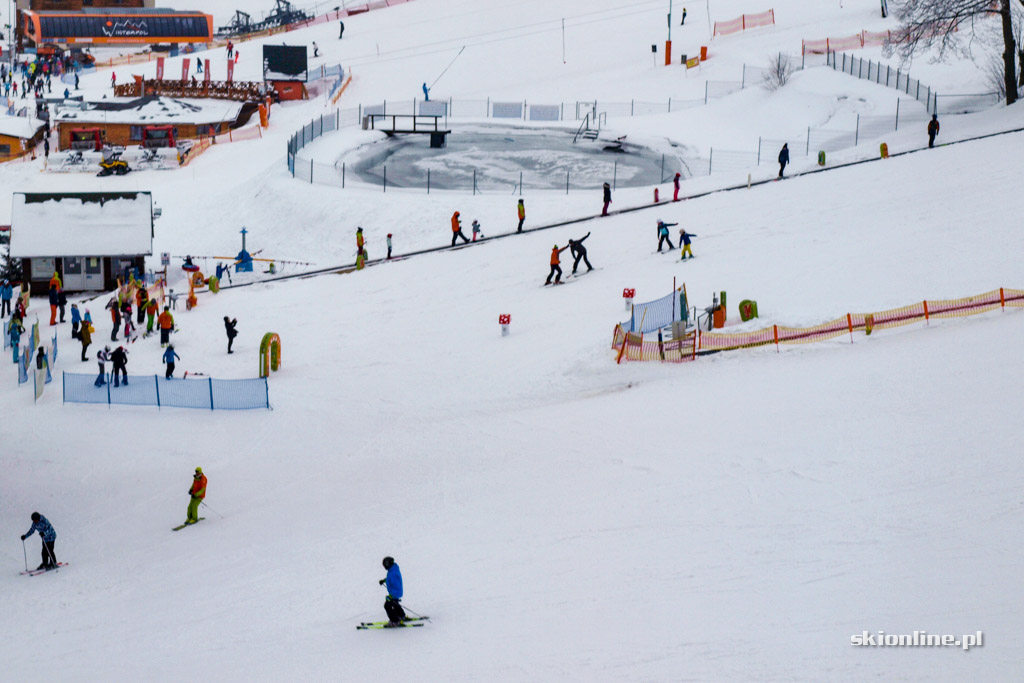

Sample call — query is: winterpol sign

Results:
[101,20,150,38]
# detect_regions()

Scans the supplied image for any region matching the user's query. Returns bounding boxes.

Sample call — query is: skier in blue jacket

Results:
[657,220,677,252]
[378,556,406,624]
[0,279,12,318]
[21,512,58,570]
[163,345,180,379]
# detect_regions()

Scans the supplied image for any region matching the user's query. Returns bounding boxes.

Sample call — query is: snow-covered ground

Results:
[2,1,1023,680]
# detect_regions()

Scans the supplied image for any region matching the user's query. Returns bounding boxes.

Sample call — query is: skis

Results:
[357,616,430,630]
[21,562,68,576]
[570,268,601,277]
[172,517,205,531]
[541,279,577,288]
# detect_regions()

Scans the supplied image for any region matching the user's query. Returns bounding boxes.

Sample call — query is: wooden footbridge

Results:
[362,114,451,148]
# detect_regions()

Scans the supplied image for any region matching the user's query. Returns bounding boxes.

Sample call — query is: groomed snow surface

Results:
[3,0,1023,680]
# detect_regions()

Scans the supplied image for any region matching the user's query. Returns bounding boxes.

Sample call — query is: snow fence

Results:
[62,373,270,410]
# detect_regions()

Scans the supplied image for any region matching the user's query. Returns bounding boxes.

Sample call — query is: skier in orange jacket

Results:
[185,467,207,525]
[545,245,569,285]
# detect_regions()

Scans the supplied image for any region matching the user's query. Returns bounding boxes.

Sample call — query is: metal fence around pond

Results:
[62,373,270,410]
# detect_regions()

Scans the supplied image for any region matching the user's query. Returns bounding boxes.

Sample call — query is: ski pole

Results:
[22,538,28,572]
[401,604,425,619]
[200,500,224,519]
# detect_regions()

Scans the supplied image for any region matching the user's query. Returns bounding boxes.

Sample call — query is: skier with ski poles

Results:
[185,467,207,526]
[379,556,406,625]
[21,512,58,570]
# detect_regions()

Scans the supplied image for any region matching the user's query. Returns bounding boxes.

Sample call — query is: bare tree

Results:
[762,53,795,91]
[888,0,1020,105]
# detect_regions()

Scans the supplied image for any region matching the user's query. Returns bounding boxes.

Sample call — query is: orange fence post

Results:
[923,300,929,323]
[1000,287,1005,309]
[846,313,853,342]
[773,324,779,352]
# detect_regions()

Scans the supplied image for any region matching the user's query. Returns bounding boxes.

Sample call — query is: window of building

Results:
[31,258,56,280]
[130,126,142,141]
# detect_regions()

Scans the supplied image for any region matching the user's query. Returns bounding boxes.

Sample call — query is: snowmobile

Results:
[97,150,131,177]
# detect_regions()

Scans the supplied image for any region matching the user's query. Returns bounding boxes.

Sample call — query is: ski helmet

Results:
[195,467,203,474]
[31,512,40,522]
[382,556,394,569]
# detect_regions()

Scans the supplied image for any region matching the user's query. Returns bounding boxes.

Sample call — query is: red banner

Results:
[204,60,211,83]
[182,59,191,81]
[156,57,165,81]
[227,57,234,84]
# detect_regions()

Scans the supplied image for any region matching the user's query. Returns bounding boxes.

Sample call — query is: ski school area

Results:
[3,0,1024,679]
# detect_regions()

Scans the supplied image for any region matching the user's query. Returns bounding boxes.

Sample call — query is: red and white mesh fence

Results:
[803,30,893,55]
[713,9,775,38]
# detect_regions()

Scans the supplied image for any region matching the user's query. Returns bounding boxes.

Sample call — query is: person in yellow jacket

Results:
[48,271,62,292]
[186,467,207,525]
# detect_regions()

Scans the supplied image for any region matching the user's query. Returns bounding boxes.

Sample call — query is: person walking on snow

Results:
[545,244,569,284]
[778,143,789,178]
[568,233,593,274]
[146,298,158,336]
[158,306,174,348]
[673,172,681,201]
[95,346,110,386]
[108,298,121,342]
[451,211,469,246]
[185,467,207,525]
[21,512,57,570]
[1,279,12,318]
[80,310,93,361]
[471,219,483,242]
[927,114,940,148]
[386,233,393,259]
[163,345,180,379]
[48,284,59,325]
[110,346,129,387]
[659,220,675,252]
[601,182,612,216]
[679,228,697,260]
[57,288,67,323]
[379,556,406,625]
[680,7,687,25]
[517,199,526,232]
[224,316,238,354]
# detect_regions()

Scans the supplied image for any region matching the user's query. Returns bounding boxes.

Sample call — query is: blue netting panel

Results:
[210,378,269,409]
[107,374,159,406]
[62,372,111,404]
[623,291,678,333]
[156,376,214,409]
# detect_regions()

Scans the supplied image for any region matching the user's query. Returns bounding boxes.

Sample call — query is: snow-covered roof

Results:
[10,192,153,258]
[0,115,45,140]
[54,96,243,126]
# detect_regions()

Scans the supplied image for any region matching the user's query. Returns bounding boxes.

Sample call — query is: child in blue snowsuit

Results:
[21,512,57,570]
[163,345,180,379]
[379,556,406,624]
[679,229,697,260]
[0,279,12,318]
[9,317,23,362]
[71,303,82,339]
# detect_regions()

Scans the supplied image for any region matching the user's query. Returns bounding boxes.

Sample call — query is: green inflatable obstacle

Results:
[260,333,281,377]
[739,299,759,322]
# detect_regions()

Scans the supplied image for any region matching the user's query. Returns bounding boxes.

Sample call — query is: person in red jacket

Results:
[545,244,569,285]
[673,172,681,201]
[451,211,469,246]
[185,467,207,525]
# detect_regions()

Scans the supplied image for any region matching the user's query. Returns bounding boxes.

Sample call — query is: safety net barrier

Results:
[621,289,684,334]
[62,373,270,410]
[611,324,697,364]
[713,10,775,38]
[612,288,1024,360]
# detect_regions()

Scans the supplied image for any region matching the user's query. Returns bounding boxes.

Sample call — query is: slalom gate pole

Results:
[22,538,28,572]
[200,500,225,519]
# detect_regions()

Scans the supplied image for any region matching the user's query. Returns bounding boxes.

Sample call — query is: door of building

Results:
[62,257,85,291]
[83,257,105,290]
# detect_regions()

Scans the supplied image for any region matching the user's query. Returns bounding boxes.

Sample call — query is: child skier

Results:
[545,245,569,285]
[657,220,677,252]
[21,512,57,570]
[379,556,406,625]
[70,303,81,340]
[471,219,482,242]
[163,344,180,379]
[145,298,158,336]
[679,228,697,260]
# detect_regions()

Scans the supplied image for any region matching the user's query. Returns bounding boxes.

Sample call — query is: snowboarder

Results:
[517,199,526,232]
[778,143,789,178]
[21,512,57,570]
[185,467,207,525]
[379,556,406,625]
[158,306,174,347]
[224,316,238,354]
[545,244,569,284]
[163,344,180,379]
[80,310,92,361]
[339,20,345,39]
[679,228,697,260]
[0,279,12,318]
[422,82,430,101]
[451,211,469,246]
[601,182,612,216]
[673,172,681,201]
[386,233,393,259]
[110,346,128,387]
[471,219,483,242]
[657,219,678,252]
[95,346,110,386]
[568,233,593,274]
[70,303,81,339]
[313,42,319,58]
[927,114,940,148]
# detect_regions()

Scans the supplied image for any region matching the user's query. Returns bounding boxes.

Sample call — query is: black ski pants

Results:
[572,252,592,273]
[1,299,10,317]
[778,162,787,178]
[165,362,175,379]
[40,540,56,568]
[81,341,90,361]
[227,335,235,353]
[657,235,675,251]
[928,133,936,148]
[112,364,127,386]
[384,597,406,623]
[452,230,469,246]
[546,264,562,284]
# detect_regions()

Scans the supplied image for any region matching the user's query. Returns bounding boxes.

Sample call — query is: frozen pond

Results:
[342,124,686,192]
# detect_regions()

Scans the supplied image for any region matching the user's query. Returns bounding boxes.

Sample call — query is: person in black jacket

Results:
[601,182,612,216]
[57,288,67,323]
[224,316,238,354]
[110,346,128,387]
[778,143,789,178]
[568,233,594,274]
[927,114,939,148]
